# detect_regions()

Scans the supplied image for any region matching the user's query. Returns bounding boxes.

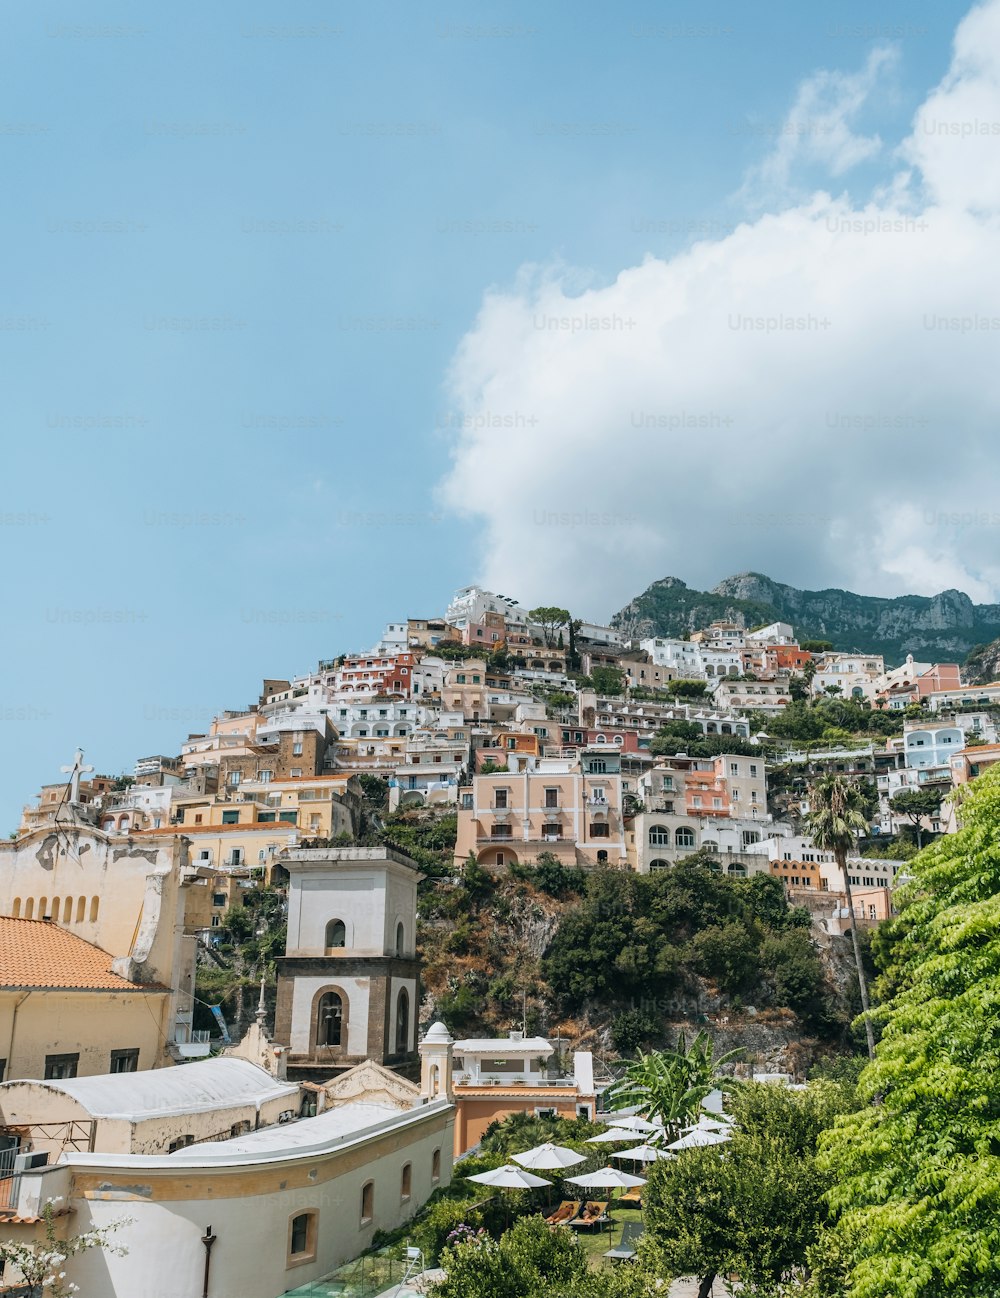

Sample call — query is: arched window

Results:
[360,1181,375,1225]
[317,992,344,1047]
[649,825,670,846]
[90,897,100,922]
[649,859,670,872]
[395,922,405,957]
[102,818,115,832]
[24,898,34,919]
[76,896,85,923]
[62,897,72,923]
[118,815,130,832]
[39,897,47,920]
[396,988,409,1054]
[325,919,346,951]
[675,827,695,848]
[432,1149,442,1182]
[428,1064,440,1097]
[401,1163,412,1201]
[11,898,20,918]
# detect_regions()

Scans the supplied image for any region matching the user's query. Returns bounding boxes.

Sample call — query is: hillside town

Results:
[1,583,997,1295]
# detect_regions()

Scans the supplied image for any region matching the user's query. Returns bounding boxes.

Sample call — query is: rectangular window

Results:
[545,788,559,808]
[494,789,508,809]
[288,1211,318,1267]
[749,764,758,777]
[222,810,239,825]
[44,1053,79,1080]
[590,823,610,838]
[257,812,276,822]
[279,811,298,824]
[213,892,227,906]
[110,1048,139,1074]
[292,742,303,756]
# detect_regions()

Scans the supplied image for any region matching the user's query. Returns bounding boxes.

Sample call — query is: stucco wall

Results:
[62,1106,454,1298]
[0,990,168,1084]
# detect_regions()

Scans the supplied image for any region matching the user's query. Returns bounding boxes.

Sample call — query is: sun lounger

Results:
[617,1187,643,1208]
[545,1200,581,1227]
[567,1200,610,1229]
[603,1221,644,1262]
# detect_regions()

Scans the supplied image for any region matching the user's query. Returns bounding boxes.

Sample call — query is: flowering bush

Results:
[0,1198,130,1297]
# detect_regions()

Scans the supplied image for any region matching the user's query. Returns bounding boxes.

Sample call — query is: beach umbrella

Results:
[599,1114,660,1134]
[512,1142,585,1171]
[586,1128,638,1144]
[611,1143,674,1163]
[565,1166,647,1189]
[682,1115,733,1134]
[465,1164,553,1189]
[666,1128,731,1151]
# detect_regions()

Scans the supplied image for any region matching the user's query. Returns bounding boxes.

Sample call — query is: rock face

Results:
[612,571,1000,666]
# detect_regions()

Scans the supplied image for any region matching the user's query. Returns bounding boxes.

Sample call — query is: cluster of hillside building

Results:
[2,584,997,1295]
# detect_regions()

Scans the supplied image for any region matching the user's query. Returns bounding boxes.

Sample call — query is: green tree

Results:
[801,640,834,653]
[528,607,570,648]
[666,678,710,699]
[609,1031,742,1136]
[819,765,1000,1298]
[434,1213,655,1298]
[643,1081,853,1298]
[889,787,942,848]
[649,720,705,753]
[590,664,624,696]
[807,775,876,1058]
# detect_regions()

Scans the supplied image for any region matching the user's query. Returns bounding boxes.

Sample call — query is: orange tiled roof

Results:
[0,917,166,992]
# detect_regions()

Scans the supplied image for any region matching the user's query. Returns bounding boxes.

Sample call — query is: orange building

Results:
[449,1033,596,1156]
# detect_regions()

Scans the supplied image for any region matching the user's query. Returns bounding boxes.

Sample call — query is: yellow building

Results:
[0,916,171,1082]
[0,815,214,1063]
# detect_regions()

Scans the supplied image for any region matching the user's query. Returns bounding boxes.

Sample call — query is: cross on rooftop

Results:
[60,747,94,804]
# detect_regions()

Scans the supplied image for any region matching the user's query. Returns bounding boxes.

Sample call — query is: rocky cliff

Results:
[612,572,1000,666]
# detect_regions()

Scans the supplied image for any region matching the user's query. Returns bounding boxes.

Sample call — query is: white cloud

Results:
[437,0,1000,619]
[741,45,898,206]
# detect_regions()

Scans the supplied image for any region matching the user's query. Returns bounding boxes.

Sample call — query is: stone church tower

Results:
[274,846,423,1082]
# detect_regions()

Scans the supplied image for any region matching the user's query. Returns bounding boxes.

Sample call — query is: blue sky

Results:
[0,0,979,828]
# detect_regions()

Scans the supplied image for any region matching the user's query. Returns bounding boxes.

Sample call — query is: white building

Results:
[0,1055,453,1298]
[811,652,885,701]
[370,622,409,654]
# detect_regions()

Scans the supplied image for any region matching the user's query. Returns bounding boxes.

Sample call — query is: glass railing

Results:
[281,1247,418,1297]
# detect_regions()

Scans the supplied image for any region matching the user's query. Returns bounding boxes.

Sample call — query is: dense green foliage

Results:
[643,1080,857,1297]
[609,1031,741,1134]
[759,697,902,742]
[479,1111,603,1157]
[543,860,838,1035]
[434,1214,656,1298]
[819,766,1000,1297]
[194,885,286,1034]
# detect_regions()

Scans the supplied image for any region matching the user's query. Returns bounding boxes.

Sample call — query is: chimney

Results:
[508,1029,523,1042]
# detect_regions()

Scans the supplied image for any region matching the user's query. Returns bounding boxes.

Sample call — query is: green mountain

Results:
[611,572,1000,666]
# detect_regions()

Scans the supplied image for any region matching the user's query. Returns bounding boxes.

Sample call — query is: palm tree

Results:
[807,773,876,1059]
[609,1031,742,1138]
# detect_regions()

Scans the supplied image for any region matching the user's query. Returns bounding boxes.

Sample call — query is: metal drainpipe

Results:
[7,991,30,1076]
[201,1225,217,1298]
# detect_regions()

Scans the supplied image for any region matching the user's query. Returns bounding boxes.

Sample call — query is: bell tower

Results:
[274,846,423,1081]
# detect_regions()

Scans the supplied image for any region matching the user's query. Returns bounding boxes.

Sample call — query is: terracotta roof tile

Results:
[0,917,166,992]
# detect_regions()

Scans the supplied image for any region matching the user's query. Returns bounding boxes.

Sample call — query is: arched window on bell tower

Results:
[317,991,344,1047]
[395,987,409,1054]
[325,919,346,951]
[395,921,405,957]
